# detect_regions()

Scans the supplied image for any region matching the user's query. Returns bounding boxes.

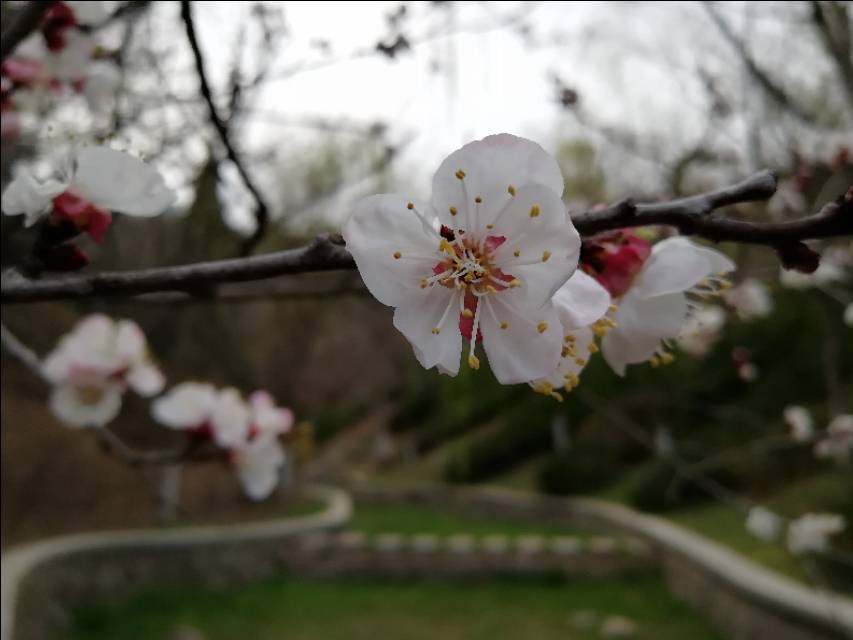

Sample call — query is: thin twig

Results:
[0,1,53,62]
[2,173,851,304]
[180,0,270,256]
[0,324,46,380]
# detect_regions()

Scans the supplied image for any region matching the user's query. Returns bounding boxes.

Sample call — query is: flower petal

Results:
[631,237,735,299]
[209,388,251,449]
[343,194,442,307]
[480,292,562,384]
[151,382,217,429]
[552,270,611,330]
[126,362,165,397]
[1,172,67,226]
[392,286,462,375]
[489,184,581,311]
[234,436,285,501]
[431,134,564,231]
[71,146,175,216]
[602,291,688,375]
[49,384,122,428]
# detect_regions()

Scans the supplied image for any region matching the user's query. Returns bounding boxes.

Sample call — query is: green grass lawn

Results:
[350,501,585,538]
[70,575,724,640]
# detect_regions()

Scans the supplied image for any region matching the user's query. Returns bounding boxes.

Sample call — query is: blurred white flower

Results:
[723,278,772,320]
[529,270,611,400]
[601,237,735,375]
[153,385,295,454]
[249,390,294,437]
[787,513,846,554]
[814,414,853,464]
[343,134,581,384]
[676,305,726,358]
[42,315,164,428]
[152,384,251,449]
[783,405,814,443]
[745,506,783,542]
[2,146,174,241]
[233,435,286,501]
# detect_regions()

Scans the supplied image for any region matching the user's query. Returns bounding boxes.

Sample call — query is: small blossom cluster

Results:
[746,506,846,556]
[2,1,119,141]
[39,314,294,501]
[152,384,294,501]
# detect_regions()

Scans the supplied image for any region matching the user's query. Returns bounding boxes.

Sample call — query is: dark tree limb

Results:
[2,173,851,304]
[0,1,53,62]
[180,0,270,256]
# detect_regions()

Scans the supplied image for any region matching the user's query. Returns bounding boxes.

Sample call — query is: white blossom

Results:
[783,405,814,443]
[601,237,735,375]
[343,134,581,383]
[745,506,784,543]
[724,278,773,320]
[2,146,174,234]
[42,314,164,428]
[814,414,853,464]
[787,513,846,554]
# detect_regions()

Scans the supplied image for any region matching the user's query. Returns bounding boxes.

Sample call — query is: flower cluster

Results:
[781,406,852,464]
[39,314,294,501]
[152,384,294,500]
[344,134,737,392]
[745,506,847,556]
[42,314,164,428]
[1,1,119,140]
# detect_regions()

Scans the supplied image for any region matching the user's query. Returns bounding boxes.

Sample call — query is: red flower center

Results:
[580,229,651,297]
[52,191,113,243]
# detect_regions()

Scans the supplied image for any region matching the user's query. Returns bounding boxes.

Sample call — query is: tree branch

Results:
[702,2,816,122]
[2,173,851,304]
[180,0,270,256]
[1,323,46,380]
[0,1,53,62]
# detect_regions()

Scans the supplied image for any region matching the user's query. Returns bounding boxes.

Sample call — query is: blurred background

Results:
[1,2,852,639]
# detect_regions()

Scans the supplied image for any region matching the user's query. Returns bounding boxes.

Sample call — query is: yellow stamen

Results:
[420,279,428,289]
[661,353,675,365]
[474,196,483,204]
[608,303,619,312]
[406,202,414,210]
[537,321,548,334]
[500,321,509,330]
[449,206,458,216]
[574,357,587,366]
[431,327,441,335]
[507,185,516,196]
[529,205,540,218]
[587,343,599,354]
[541,250,551,262]
[509,279,521,288]
[650,356,661,367]
[393,251,402,259]
[486,224,494,230]
[462,308,474,318]
[486,285,498,294]
[564,334,576,343]
[513,250,521,257]
[468,354,480,370]
[455,169,466,180]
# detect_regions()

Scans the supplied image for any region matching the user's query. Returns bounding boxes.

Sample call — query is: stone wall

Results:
[352,484,853,640]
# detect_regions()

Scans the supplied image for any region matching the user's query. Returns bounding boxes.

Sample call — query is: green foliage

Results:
[538,442,624,495]
[313,402,370,442]
[70,575,725,640]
